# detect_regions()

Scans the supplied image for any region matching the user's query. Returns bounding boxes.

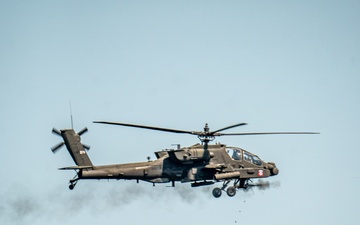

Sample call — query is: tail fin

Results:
[61,129,93,166]
[52,128,93,167]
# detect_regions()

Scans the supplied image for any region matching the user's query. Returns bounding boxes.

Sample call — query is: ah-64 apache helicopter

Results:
[51,121,318,198]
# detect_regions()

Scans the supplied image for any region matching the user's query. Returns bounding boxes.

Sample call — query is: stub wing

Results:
[204,163,227,169]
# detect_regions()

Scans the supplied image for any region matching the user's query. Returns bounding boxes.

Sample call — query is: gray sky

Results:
[1,1,359,225]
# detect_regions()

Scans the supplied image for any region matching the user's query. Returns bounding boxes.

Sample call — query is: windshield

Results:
[227,147,262,166]
[244,152,262,166]
[226,148,242,161]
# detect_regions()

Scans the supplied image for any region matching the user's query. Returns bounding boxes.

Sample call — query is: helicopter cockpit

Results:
[226,147,263,166]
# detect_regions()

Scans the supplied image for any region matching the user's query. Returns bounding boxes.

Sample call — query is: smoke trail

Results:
[0,179,280,224]
[246,180,281,191]
[1,186,43,224]
[0,181,214,224]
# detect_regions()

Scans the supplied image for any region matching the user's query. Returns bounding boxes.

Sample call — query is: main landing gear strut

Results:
[69,174,79,190]
[212,179,249,198]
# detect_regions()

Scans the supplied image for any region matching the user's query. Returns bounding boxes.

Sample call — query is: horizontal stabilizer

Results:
[59,165,93,170]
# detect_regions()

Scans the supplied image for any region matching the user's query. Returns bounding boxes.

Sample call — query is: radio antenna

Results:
[69,100,74,129]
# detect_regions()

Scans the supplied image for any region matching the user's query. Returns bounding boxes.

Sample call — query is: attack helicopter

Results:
[51,121,318,198]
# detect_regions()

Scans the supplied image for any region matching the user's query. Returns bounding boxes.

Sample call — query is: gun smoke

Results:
[0,180,280,224]
[247,180,281,191]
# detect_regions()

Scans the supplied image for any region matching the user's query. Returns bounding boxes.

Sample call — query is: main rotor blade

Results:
[93,121,195,135]
[218,132,320,136]
[211,123,247,134]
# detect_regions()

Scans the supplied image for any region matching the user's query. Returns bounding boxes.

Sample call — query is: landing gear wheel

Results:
[212,187,222,198]
[69,177,78,190]
[227,186,236,197]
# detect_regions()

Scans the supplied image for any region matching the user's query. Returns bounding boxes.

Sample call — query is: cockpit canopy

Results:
[226,147,262,166]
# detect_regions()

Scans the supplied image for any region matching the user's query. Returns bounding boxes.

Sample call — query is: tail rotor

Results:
[51,127,91,153]
[52,128,62,136]
[82,143,91,151]
[78,127,88,136]
[51,142,65,153]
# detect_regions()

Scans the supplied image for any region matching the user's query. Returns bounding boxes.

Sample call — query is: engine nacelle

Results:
[168,149,212,163]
